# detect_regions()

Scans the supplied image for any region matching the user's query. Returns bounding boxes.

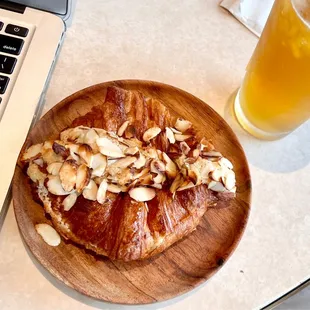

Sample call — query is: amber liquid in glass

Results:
[235,0,310,139]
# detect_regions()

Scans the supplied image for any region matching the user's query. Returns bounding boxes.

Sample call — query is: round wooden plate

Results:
[12,80,251,304]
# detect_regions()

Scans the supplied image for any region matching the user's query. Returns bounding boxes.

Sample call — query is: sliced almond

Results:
[27,163,47,185]
[165,127,175,144]
[42,148,63,165]
[59,160,78,192]
[120,137,143,148]
[35,224,61,247]
[201,151,222,159]
[84,128,100,152]
[47,175,73,195]
[153,173,165,184]
[186,148,200,164]
[146,147,158,159]
[211,168,223,182]
[222,170,236,190]
[162,152,178,178]
[177,181,195,191]
[170,127,182,134]
[117,121,129,137]
[97,137,125,158]
[107,183,123,193]
[22,143,43,162]
[62,192,78,211]
[124,146,139,155]
[47,162,63,176]
[137,174,153,185]
[77,144,93,166]
[60,126,88,144]
[97,180,108,203]
[82,180,98,201]
[67,144,80,163]
[188,167,202,185]
[132,167,150,180]
[109,156,136,169]
[208,181,227,192]
[180,142,191,155]
[91,153,107,177]
[129,187,156,202]
[143,127,161,142]
[175,118,192,132]
[170,173,184,193]
[151,183,162,189]
[200,138,215,152]
[174,134,191,142]
[76,164,91,193]
[52,141,69,158]
[150,159,166,173]
[219,157,234,170]
[133,153,146,169]
[33,158,44,167]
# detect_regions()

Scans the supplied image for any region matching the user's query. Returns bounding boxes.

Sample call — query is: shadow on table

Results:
[22,236,204,310]
[223,89,310,173]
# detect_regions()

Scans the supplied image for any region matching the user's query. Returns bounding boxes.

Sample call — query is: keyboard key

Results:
[0,34,24,55]
[5,24,29,37]
[0,76,9,94]
[0,55,17,74]
[0,22,3,31]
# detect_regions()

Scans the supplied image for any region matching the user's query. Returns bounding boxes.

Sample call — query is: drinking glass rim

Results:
[291,0,310,28]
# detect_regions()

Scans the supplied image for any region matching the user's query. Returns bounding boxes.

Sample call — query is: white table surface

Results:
[1,1,310,309]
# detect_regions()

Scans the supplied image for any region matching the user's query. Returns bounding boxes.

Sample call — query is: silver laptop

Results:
[0,0,74,212]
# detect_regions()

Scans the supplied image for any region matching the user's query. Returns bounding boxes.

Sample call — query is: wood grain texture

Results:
[12,80,251,304]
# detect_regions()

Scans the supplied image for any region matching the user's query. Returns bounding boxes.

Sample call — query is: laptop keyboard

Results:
[0,18,33,120]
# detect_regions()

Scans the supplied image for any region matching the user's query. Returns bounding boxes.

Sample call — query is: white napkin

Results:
[220,0,275,37]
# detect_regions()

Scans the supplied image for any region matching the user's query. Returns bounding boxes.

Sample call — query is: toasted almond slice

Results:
[153,173,165,184]
[211,168,223,182]
[27,163,47,185]
[33,158,44,167]
[230,186,237,193]
[180,142,191,155]
[60,126,89,143]
[47,162,63,176]
[35,223,61,247]
[76,164,91,193]
[59,160,78,192]
[97,137,125,158]
[138,174,153,185]
[124,146,139,155]
[208,181,227,192]
[165,127,175,144]
[133,153,146,169]
[91,153,107,177]
[109,156,136,169]
[174,134,191,142]
[188,167,202,185]
[170,173,183,193]
[82,180,98,201]
[170,127,182,134]
[186,148,200,164]
[77,144,93,166]
[42,147,64,165]
[219,157,233,170]
[151,183,162,189]
[22,143,43,162]
[52,141,69,158]
[129,187,156,202]
[67,144,80,163]
[143,127,161,142]
[201,151,222,158]
[97,180,108,203]
[150,159,166,173]
[107,183,123,193]
[47,175,73,195]
[62,192,78,211]
[200,138,215,152]
[132,167,150,180]
[117,121,130,137]
[175,118,192,132]
[162,152,178,178]
[177,181,195,191]
[120,137,143,148]
[84,128,100,152]
[222,170,236,190]
[146,147,158,159]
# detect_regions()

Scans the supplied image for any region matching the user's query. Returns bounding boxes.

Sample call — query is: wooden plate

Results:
[12,80,251,304]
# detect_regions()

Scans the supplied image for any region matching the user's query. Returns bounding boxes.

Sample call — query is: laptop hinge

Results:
[0,0,26,14]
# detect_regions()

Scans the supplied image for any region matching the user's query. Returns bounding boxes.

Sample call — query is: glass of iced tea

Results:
[234,0,310,140]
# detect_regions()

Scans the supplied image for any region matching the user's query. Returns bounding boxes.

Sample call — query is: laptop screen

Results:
[8,0,68,15]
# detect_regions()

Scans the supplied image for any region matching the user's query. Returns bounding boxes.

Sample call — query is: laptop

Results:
[0,0,75,213]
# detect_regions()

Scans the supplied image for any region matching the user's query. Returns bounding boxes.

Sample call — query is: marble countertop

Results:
[1,0,310,309]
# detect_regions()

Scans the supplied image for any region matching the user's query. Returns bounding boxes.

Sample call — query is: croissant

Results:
[21,86,236,261]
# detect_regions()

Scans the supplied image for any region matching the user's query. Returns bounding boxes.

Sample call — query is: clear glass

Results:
[234,0,310,140]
